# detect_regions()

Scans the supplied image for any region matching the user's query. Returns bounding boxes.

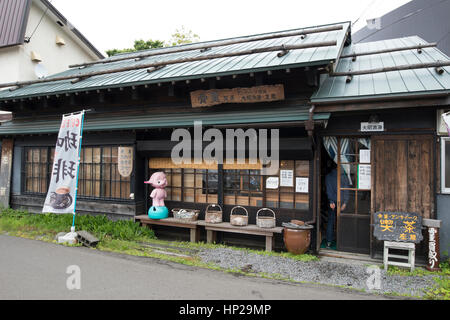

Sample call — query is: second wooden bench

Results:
[197,221,283,252]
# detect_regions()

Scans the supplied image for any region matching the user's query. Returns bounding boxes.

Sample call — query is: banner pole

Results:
[71,110,86,229]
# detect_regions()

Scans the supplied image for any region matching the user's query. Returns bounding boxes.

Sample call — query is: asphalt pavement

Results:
[0,235,392,300]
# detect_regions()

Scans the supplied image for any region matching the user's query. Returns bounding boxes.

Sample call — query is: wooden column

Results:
[423,219,442,271]
[0,139,13,208]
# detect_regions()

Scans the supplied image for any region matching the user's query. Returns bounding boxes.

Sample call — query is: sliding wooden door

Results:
[371,135,435,256]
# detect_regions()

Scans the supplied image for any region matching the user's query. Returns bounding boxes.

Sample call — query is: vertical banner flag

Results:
[442,111,450,137]
[43,111,85,214]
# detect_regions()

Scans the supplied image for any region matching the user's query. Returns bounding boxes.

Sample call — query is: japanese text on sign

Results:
[190,84,285,108]
[373,212,423,243]
[43,112,84,214]
[118,146,133,178]
[361,122,384,132]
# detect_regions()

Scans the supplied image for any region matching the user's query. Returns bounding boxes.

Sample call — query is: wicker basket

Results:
[230,206,249,226]
[171,208,200,221]
[256,208,276,228]
[205,204,222,224]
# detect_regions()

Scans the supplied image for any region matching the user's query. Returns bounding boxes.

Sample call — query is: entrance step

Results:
[319,249,381,265]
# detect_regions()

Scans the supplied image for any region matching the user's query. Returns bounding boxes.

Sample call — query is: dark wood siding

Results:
[371,134,435,259]
[372,135,434,217]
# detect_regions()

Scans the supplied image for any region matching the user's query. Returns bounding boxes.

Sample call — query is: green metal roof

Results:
[0,21,350,101]
[311,36,450,103]
[0,107,330,135]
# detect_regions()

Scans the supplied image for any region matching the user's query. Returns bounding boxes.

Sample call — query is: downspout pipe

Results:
[306,105,316,149]
[305,104,317,225]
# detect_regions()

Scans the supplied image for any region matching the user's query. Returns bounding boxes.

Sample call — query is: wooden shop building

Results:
[0,21,449,261]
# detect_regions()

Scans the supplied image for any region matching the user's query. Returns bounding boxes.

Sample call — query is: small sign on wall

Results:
[118,146,133,178]
[361,122,384,132]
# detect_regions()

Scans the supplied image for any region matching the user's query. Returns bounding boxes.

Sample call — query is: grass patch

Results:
[423,261,450,300]
[0,208,156,242]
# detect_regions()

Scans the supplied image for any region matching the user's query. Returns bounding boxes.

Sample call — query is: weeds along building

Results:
[0,21,449,261]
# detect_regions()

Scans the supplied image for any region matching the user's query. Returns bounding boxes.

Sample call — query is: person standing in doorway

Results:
[325,161,350,249]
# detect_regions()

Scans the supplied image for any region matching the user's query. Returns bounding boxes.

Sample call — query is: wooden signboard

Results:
[118,146,133,178]
[373,212,423,243]
[0,139,14,208]
[190,84,285,108]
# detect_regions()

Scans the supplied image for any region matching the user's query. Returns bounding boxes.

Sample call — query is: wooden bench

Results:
[135,215,201,243]
[197,221,283,252]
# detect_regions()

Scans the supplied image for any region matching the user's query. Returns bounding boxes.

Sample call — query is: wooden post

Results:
[206,230,217,244]
[265,235,274,252]
[0,139,14,208]
[423,219,442,271]
[190,227,200,243]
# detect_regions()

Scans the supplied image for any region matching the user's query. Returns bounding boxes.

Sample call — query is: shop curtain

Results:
[358,137,371,150]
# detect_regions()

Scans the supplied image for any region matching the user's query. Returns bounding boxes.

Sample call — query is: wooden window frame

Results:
[150,159,310,210]
[78,146,133,201]
[22,147,54,195]
[22,145,133,201]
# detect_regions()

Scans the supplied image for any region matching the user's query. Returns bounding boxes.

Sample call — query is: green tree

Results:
[105,27,200,57]
[106,39,165,57]
[167,26,200,47]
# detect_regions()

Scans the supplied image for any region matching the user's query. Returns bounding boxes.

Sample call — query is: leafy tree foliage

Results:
[106,27,200,57]
[168,26,200,47]
[106,39,165,57]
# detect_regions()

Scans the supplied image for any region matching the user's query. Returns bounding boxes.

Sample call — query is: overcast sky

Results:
[50,0,412,55]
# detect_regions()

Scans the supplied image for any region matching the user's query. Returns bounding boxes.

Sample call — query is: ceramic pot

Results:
[283,228,311,255]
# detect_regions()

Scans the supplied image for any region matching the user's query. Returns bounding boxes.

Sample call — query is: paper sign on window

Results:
[280,170,294,187]
[360,149,371,164]
[295,177,309,193]
[358,164,371,190]
[266,177,279,189]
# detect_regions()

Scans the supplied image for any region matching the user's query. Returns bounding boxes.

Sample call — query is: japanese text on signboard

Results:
[373,212,423,243]
[190,84,285,108]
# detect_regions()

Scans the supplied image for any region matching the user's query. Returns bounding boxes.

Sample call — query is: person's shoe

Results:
[326,242,332,249]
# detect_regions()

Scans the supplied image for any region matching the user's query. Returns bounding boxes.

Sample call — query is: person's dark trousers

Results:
[326,206,336,244]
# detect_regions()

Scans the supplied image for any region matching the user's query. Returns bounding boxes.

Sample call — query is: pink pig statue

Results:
[144,171,168,207]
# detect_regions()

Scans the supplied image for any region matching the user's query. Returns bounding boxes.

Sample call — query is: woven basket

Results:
[171,208,200,221]
[230,206,249,226]
[256,208,276,228]
[205,204,222,224]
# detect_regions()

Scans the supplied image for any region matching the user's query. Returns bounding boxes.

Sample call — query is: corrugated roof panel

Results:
[0,21,350,100]
[311,35,450,103]
[0,0,29,48]
[368,41,392,95]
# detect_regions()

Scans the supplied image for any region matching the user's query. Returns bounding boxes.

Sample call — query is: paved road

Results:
[0,235,391,300]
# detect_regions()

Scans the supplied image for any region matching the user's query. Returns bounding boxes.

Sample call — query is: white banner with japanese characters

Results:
[43,112,84,213]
